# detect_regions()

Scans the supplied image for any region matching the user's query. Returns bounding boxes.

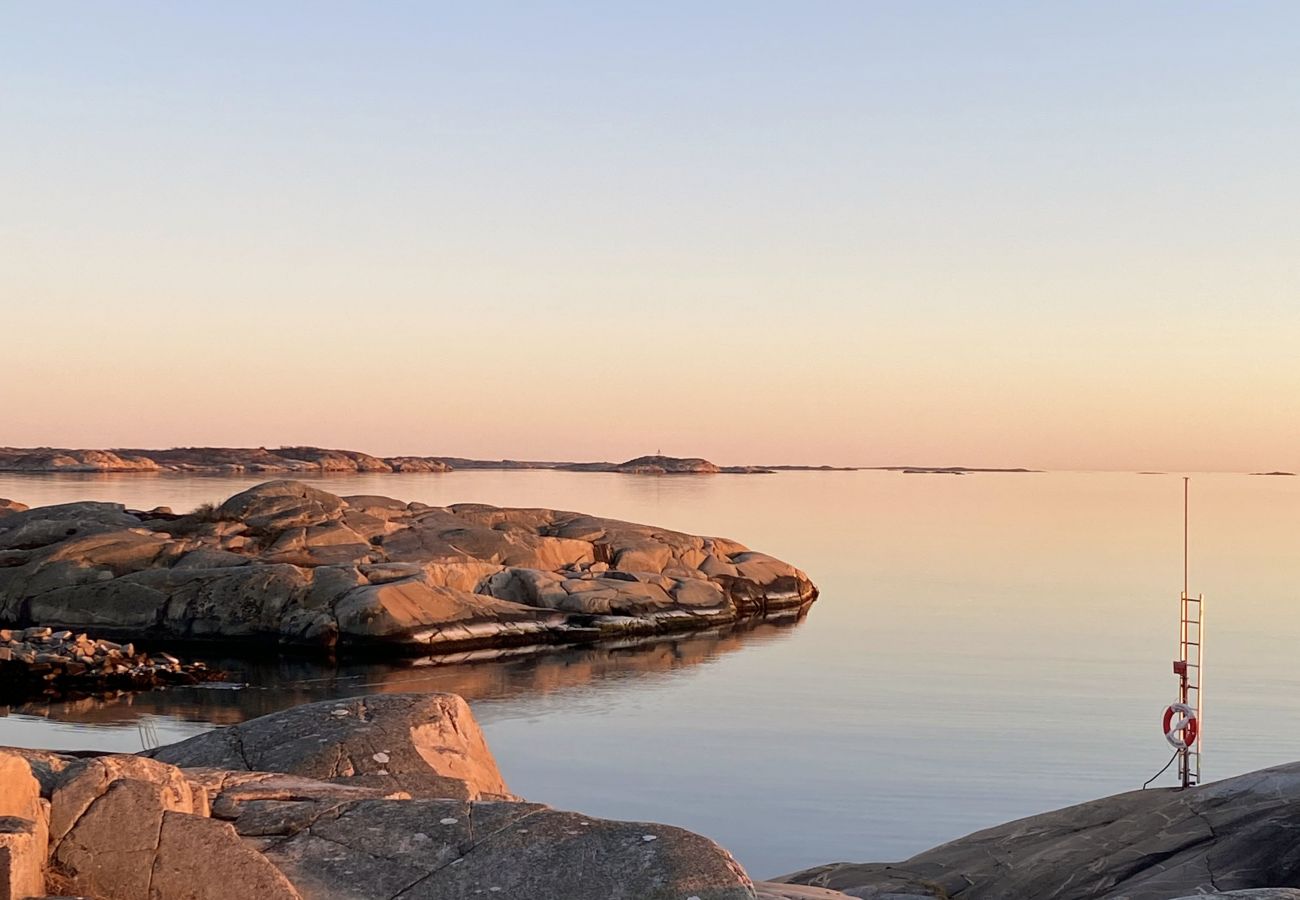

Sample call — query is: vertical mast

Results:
[1175,477,1203,788]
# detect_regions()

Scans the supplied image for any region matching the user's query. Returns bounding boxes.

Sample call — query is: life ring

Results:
[1163,702,1198,749]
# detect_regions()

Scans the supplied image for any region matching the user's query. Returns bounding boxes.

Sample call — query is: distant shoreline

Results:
[0,446,880,476]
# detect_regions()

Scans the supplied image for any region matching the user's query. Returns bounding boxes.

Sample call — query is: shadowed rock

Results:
[0,481,818,656]
[777,762,1300,899]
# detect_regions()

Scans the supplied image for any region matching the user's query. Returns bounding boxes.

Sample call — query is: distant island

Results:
[0,446,866,476]
[0,447,1043,477]
[1251,471,1298,476]
[868,465,1041,475]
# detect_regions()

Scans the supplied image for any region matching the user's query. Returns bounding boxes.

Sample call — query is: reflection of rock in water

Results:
[4,611,807,730]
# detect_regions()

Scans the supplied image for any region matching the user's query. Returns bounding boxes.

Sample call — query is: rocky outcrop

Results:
[777,762,1300,899]
[0,481,818,655]
[0,626,217,702]
[1,692,758,899]
[0,449,160,473]
[149,695,510,801]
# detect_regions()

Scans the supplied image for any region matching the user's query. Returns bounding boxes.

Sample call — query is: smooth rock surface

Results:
[149,694,510,801]
[778,762,1300,899]
[0,481,817,655]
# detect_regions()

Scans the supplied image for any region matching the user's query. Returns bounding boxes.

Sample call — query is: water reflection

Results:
[1,614,805,737]
[8,470,1300,876]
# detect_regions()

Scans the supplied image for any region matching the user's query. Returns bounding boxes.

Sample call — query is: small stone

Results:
[642,834,658,842]
[372,752,390,764]
[330,709,350,717]
[439,817,458,825]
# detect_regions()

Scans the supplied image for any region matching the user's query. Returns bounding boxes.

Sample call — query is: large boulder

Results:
[150,693,510,800]
[216,481,347,533]
[777,762,1300,900]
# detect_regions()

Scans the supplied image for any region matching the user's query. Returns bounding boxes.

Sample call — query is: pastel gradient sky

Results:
[4,2,1298,470]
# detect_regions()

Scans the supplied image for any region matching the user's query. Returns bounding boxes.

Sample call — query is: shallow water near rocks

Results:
[2,469,1298,878]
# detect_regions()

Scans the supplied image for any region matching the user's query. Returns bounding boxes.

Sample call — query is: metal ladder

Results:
[1176,591,1204,787]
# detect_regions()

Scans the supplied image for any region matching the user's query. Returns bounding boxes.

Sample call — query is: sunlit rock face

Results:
[4,693,759,899]
[777,763,1300,900]
[0,480,818,654]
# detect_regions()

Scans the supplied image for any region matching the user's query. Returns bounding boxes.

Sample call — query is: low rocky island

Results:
[0,446,837,476]
[0,481,817,657]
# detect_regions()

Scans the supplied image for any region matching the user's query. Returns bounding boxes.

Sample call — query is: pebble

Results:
[372,751,390,763]
[439,817,459,825]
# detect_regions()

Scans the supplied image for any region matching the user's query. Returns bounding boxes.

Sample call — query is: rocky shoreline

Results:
[0,627,219,703]
[0,693,840,899]
[0,481,817,657]
[4,692,1300,899]
[0,446,855,476]
[773,762,1300,899]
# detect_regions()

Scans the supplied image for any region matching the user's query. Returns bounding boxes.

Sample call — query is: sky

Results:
[2,2,1298,471]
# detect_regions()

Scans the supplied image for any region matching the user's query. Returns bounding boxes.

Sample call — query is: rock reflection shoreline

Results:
[1,609,808,737]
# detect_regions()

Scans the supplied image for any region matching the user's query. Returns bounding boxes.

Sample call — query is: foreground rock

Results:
[0,626,218,702]
[778,762,1300,899]
[2,693,758,899]
[0,481,817,655]
[148,694,511,801]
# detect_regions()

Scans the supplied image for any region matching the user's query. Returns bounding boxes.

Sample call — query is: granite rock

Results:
[777,762,1300,900]
[0,481,817,656]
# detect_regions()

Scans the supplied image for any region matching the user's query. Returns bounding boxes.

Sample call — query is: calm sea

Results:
[1,469,1296,878]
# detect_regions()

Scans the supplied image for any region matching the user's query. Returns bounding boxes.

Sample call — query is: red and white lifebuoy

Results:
[1163,702,1198,749]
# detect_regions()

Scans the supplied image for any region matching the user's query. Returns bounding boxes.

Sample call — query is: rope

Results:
[1142,751,1179,789]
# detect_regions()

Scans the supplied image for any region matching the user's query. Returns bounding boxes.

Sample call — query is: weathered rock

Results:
[0,482,818,656]
[0,751,49,900]
[1168,892,1300,900]
[778,762,1300,900]
[2,686,767,900]
[0,627,217,703]
[216,482,347,533]
[754,884,858,899]
[149,811,300,899]
[149,694,510,800]
[262,797,756,900]
[0,816,45,900]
